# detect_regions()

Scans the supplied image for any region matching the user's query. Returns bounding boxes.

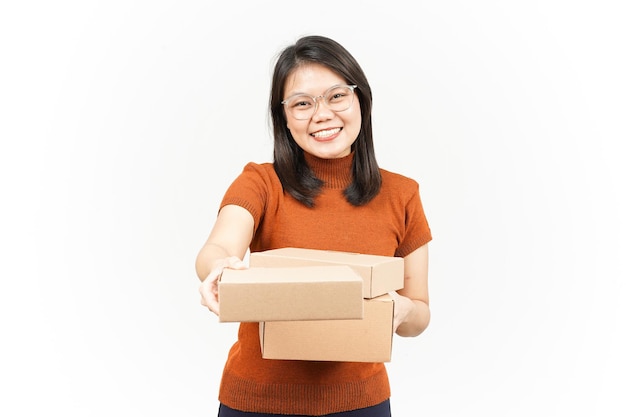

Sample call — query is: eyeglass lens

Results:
[284,85,355,120]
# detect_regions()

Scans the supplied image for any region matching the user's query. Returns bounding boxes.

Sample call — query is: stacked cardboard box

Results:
[218,247,404,362]
[219,265,364,322]
[249,247,404,299]
[259,294,395,362]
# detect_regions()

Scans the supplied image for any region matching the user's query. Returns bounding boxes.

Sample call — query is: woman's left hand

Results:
[389,290,415,333]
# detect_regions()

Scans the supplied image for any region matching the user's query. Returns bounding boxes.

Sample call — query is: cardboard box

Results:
[250,248,404,299]
[259,294,395,363]
[218,265,363,323]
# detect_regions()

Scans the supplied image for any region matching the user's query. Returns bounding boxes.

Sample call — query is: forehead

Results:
[284,63,347,95]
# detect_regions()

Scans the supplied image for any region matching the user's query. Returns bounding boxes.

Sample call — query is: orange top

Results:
[217,152,432,415]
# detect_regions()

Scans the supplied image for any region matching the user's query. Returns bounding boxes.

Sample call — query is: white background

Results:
[1,1,625,416]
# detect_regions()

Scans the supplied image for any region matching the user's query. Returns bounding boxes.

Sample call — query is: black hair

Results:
[269,35,381,207]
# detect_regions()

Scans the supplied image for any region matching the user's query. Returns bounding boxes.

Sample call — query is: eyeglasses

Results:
[281,84,357,120]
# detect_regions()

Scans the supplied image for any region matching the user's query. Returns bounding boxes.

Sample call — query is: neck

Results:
[303,152,353,189]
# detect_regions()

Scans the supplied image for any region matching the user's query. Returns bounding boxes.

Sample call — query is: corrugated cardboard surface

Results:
[250,247,404,299]
[260,294,395,362]
[218,265,363,323]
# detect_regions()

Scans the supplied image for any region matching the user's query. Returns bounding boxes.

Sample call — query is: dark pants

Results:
[218,399,391,417]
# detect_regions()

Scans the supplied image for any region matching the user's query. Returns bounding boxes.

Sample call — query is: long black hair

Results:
[269,35,382,207]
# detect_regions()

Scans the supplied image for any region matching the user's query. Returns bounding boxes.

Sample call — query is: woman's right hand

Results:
[199,256,247,316]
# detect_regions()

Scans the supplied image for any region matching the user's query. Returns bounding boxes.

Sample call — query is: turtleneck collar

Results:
[303,151,354,189]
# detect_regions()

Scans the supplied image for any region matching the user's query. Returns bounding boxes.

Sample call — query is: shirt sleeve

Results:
[219,162,276,233]
[395,180,432,257]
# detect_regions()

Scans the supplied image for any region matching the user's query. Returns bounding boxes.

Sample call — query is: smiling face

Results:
[283,63,361,159]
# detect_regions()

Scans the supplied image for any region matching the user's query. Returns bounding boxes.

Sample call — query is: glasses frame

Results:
[281,84,358,120]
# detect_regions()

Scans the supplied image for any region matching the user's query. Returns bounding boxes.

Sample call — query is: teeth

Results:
[312,128,340,138]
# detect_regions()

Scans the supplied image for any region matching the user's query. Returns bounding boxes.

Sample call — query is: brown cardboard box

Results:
[259,294,395,362]
[250,248,404,299]
[218,265,363,323]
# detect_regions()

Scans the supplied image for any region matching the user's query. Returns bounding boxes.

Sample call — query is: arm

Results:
[196,204,255,316]
[392,243,430,337]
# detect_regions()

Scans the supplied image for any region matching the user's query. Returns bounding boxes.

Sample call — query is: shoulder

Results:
[225,161,282,198]
[235,161,279,183]
[241,161,275,174]
[379,168,421,194]
[222,162,280,223]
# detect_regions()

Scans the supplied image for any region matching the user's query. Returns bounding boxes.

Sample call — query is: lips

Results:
[311,127,341,139]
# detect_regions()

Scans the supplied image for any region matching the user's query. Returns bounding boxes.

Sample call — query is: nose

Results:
[311,96,334,121]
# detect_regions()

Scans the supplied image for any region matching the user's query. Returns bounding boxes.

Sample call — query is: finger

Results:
[205,298,220,315]
[389,291,403,332]
[198,258,243,317]
[199,289,220,315]
[199,280,220,316]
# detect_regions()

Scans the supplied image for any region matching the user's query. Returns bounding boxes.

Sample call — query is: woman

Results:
[197,35,432,417]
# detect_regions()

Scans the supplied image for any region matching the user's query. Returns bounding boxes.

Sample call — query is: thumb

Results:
[225,256,246,269]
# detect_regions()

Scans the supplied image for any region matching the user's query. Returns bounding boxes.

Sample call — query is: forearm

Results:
[395,299,430,337]
[195,242,233,281]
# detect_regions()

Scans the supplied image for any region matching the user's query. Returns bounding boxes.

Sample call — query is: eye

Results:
[289,95,314,109]
[293,100,312,108]
[327,87,351,103]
